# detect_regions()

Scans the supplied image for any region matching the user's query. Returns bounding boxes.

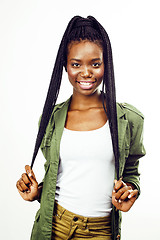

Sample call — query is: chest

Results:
[65,108,108,131]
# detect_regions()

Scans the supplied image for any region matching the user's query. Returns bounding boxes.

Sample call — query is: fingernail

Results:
[128,194,132,199]
[28,172,32,177]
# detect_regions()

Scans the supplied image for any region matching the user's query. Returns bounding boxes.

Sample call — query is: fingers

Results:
[113,178,138,202]
[25,165,38,186]
[112,178,139,212]
[16,180,25,192]
[25,165,34,178]
[114,178,126,192]
[16,165,40,202]
[115,186,132,202]
[16,175,30,192]
[128,189,138,200]
[22,173,31,186]
[16,165,38,193]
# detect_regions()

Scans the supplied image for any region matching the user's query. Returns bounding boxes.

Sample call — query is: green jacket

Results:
[30,97,146,240]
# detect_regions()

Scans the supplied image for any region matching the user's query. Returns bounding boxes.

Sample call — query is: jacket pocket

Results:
[41,137,51,149]
[40,124,54,149]
[40,137,52,160]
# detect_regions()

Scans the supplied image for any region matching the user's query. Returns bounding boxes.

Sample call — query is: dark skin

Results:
[16,40,138,211]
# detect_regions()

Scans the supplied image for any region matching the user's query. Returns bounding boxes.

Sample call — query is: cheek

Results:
[67,66,78,79]
[95,68,104,79]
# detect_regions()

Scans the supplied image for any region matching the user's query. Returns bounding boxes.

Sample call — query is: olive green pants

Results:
[52,202,112,240]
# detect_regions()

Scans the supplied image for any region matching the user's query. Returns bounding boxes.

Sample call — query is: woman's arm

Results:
[112,105,146,211]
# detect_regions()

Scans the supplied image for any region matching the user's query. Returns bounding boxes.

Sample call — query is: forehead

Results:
[67,40,103,59]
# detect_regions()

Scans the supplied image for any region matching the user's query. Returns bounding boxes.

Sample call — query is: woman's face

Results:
[67,40,104,97]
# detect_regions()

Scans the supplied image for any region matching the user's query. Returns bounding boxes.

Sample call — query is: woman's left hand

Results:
[112,178,138,212]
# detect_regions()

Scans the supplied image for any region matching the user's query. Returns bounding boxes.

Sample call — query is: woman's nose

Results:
[80,66,92,78]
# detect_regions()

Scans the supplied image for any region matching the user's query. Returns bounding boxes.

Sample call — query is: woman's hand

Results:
[112,178,138,212]
[16,165,40,201]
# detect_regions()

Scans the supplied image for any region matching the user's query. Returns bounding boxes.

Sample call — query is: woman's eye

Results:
[92,62,101,67]
[72,63,80,67]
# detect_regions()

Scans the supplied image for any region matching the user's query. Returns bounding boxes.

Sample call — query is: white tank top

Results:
[55,121,115,217]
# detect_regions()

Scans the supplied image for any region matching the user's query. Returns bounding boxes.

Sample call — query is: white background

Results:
[0,0,160,239]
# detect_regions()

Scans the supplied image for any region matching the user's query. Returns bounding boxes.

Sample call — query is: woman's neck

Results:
[69,90,103,111]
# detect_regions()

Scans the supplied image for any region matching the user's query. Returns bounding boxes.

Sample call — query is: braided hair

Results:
[31,16,119,179]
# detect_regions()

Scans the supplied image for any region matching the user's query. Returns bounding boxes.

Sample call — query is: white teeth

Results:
[79,82,92,86]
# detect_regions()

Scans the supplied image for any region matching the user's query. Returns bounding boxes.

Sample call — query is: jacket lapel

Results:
[54,97,71,158]
[116,103,128,177]
[117,103,128,151]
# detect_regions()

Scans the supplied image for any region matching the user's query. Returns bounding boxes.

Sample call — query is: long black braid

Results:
[31,16,119,179]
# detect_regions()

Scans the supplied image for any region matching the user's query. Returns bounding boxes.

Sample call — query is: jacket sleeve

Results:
[122,104,146,197]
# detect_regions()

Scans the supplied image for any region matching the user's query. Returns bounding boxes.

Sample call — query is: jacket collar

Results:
[54,96,128,133]
[55,97,126,116]
[116,103,126,119]
[54,96,72,112]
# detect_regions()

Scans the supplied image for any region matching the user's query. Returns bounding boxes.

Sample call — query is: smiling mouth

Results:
[77,81,96,86]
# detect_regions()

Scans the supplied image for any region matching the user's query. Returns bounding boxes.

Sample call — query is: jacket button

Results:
[73,217,78,222]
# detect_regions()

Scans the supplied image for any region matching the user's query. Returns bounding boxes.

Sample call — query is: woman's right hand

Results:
[16,165,39,201]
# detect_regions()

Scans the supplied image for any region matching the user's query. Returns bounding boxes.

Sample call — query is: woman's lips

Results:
[77,81,96,90]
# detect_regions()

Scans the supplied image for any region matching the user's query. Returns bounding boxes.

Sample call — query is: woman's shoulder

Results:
[39,97,71,123]
[116,102,144,123]
[53,97,72,112]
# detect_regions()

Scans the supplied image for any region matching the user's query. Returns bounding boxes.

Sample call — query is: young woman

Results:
[16,16,146,240]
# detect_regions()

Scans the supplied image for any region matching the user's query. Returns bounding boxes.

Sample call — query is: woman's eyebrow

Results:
[69,58,102,61]
[70,58,81,61]
[91,58,101,61]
